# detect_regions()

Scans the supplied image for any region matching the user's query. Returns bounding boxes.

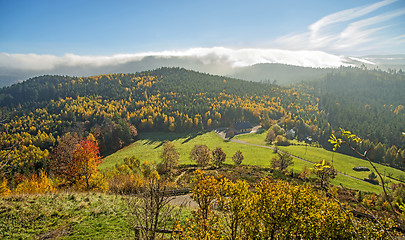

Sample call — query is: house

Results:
[230,121,253,134]
[304,137,312,144]
[286,129,296,139]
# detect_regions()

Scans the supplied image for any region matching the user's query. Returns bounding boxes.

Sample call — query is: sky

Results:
[0,0,405,81]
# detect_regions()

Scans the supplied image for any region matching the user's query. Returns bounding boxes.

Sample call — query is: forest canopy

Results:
[0,67,403,178]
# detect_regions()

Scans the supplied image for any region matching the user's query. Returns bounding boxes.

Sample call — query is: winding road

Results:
[170,129,384,208]
[214,128,383,188]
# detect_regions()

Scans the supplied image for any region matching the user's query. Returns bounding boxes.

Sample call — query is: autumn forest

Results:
[1,66,405,239]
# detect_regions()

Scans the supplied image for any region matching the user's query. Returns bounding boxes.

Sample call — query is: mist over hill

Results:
[1,48,404,87]
[230,63,335,85]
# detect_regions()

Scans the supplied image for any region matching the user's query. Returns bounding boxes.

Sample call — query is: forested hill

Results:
[0,68,274,106]
[0,67,403,173]
[230,63,335,85]
[315,67,405,107]
[0,67,324,157]
[295,68,405,168]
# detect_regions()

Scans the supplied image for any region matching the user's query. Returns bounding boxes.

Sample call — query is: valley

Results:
[0,67,404,239]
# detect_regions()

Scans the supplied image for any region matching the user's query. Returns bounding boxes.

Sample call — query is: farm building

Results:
[230,121,253,134]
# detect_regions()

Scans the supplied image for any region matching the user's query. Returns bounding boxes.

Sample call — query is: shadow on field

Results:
[181,133,201,144]
[140,131,203,147]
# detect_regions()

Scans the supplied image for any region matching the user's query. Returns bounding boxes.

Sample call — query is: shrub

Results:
[212,147,226,168]
[274,135,290,146]
[265,129,276,143]
[14,171,55,194]
[183,171,397,239]
[270,124,285,136]
[109,174,143,194]
[365,171,379,185]
[299,166,311,180]
[271,151,293,172]
[0,178,11,196]
[190,145,211,167]
[160,141,179,173]
[232,150,244,165]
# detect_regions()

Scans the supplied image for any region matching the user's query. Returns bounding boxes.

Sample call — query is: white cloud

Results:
[0,47,350,73]
[275,0,405,54]
[348,57,376,65]
[310,0,396,38]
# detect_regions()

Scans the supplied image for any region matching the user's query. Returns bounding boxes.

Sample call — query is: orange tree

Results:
[72,138,102,190]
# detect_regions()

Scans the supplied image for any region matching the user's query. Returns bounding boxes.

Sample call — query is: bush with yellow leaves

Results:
[108,173,144,194]
[181,170,398,239]
[0,178,11,196]
[14,171,55,194]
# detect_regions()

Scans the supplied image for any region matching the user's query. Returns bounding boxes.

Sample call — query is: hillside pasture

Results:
[101,131,279,170]
[101,131,405,193]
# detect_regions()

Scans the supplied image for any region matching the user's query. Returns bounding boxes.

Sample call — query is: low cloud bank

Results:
[0,47,350,71]
[0,47,352,86]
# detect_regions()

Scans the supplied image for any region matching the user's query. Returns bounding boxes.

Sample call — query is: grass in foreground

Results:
[0,192,193,239]
[0,192,132,239]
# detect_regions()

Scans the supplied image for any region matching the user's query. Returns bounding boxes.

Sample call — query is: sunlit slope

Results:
[101,131,401,193]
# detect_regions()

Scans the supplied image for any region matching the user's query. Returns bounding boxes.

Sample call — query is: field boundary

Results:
[214,129,383,190]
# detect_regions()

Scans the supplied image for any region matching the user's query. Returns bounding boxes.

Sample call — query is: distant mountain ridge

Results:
[1,51,404,87]
[229,63,335,85]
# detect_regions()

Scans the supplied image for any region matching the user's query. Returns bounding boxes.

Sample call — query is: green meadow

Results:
[277,145,405,185]
[0,193,132,239]
[235,131,405,191]
[101,131,405,193]
[101,131,279,169]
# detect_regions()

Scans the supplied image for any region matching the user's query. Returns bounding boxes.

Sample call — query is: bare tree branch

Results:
[126,178,184,240]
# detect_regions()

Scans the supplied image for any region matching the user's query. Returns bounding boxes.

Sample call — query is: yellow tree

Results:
[311,160,337,189]
[218,178,253,240]
[184,170,222,239]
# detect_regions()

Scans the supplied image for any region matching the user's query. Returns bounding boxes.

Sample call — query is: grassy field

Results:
[101,131,279,170]
[277,145,405,185]
[101,130,405,193]
[234,132,385,192]
[234,130,268,146]
[235,131,405,192]
[235,131,304,146]
[0,193,132,239]
[0,192,192,239]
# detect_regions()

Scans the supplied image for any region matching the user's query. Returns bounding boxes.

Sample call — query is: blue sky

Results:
[1,0,404,56]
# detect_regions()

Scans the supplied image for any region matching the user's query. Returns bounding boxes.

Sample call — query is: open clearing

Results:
[102,131,405,193]
[101,131,279,169]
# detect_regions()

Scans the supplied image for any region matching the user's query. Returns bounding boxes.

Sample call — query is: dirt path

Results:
[170,194,198,208]
[214,129,381,188]
[173,170,187,185]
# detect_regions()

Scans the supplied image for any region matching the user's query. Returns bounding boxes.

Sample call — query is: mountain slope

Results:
[296,68,405,168]
[229,63,335,85]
